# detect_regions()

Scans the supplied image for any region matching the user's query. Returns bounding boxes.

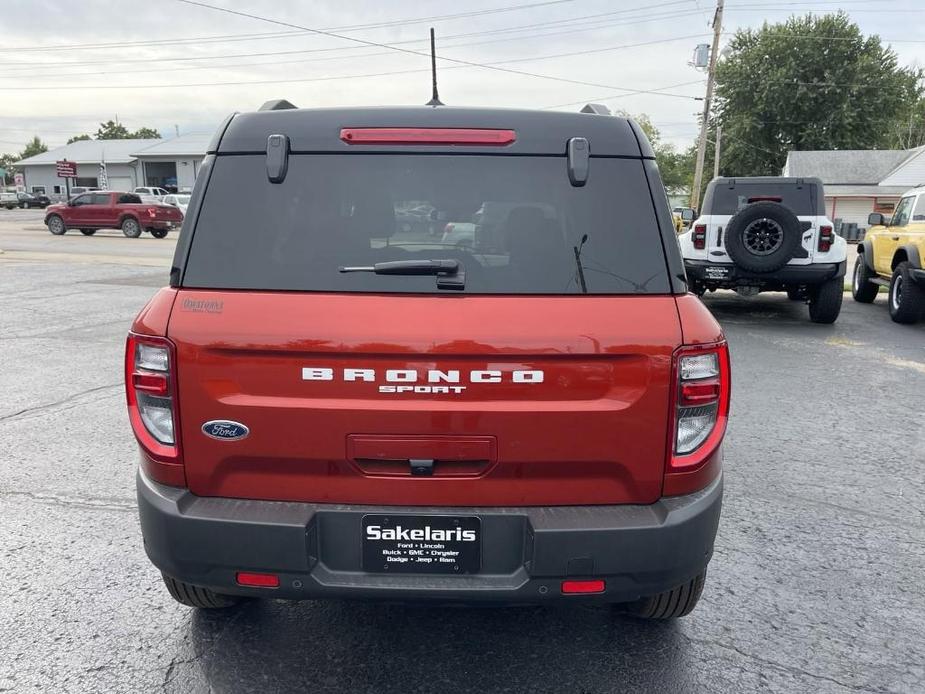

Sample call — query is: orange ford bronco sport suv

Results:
[127,103,730,618]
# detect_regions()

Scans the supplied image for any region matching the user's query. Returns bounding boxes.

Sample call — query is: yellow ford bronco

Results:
[852,185,925,324]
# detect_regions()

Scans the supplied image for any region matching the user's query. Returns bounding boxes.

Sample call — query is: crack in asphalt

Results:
[0,489,136,512]
[0,383,122,423]
[683,633,895,693]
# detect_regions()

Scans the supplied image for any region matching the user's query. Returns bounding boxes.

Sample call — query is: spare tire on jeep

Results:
[724,201,803,273]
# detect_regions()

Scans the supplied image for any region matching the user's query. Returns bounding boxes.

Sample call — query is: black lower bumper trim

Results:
[137,472,722,604]
[685,259,846,287]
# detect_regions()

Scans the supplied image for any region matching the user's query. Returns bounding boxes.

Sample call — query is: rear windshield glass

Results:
[707,182,820,216]
[183,155,670,294]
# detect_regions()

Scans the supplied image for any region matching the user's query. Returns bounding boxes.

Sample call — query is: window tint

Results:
[911,195,925,222]
[184,154,670,294]
[71,194,92,206]
[891,196,914,227]
[707,183,819,215]
[91,193,110,205]
[117,193,142,204]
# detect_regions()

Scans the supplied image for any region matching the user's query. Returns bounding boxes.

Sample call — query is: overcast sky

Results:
[1,0,923,154]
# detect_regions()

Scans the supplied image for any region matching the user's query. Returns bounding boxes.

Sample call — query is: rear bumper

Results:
[137,470,722,604]
[685,259,846,287]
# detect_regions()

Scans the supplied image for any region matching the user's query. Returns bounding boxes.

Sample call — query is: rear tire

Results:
[80,229,96,236]
[627,571,706,619]
[121,217,142,238]
[808,277,843,324]
[852,256,879,303]
[889,261,925,324]
[150,228,169,239]
[161,574,244,609]
[46,214,66,235]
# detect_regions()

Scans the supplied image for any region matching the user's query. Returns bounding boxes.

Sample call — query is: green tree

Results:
[131,126,161,139]
[0,152,18,184]
[713,12,924,176]
[20,136,48,159]
[94,121,162,139]
[95,120,131,139]
[67,134,92,144]
[616,111,692,192]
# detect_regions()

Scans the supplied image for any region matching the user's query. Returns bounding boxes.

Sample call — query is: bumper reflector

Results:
[236,572,280,588]
[561,579,605,594]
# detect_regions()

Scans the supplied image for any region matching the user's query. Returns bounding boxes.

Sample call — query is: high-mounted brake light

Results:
[818,225,834,253]
[668,342,730,473]
[125,333,184,486]
[340,127,516,146]
[693,224,707,250]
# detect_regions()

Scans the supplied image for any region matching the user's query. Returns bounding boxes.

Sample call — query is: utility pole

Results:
[713,125,722,179]
[691,0,724,211]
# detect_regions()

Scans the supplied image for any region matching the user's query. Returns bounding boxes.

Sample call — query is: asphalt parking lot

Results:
[1,220,923,693]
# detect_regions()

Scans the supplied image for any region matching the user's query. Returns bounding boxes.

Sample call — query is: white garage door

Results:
[108,177,133,192]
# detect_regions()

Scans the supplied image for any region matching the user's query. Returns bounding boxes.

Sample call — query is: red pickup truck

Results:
[44,191,183,238]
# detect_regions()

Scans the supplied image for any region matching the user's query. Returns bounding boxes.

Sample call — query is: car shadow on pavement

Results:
[183,599,696,693]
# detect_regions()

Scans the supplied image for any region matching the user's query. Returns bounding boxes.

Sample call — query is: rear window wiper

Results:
[339,259,465,290]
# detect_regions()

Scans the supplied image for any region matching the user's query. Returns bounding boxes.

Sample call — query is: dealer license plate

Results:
[361,514,481,574]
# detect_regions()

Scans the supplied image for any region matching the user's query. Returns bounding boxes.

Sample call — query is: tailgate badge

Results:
[202,420,250,441]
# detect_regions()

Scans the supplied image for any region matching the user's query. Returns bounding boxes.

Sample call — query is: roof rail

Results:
[258,99,298,111]
[580,103,611,116]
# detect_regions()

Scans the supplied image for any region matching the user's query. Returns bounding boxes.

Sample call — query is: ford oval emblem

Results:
[202,420,249,441]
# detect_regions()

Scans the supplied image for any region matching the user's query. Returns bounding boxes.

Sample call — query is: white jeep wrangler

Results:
[679,177,847,323]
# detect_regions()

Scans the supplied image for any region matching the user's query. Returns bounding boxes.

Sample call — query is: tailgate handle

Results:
[409,459,435,476]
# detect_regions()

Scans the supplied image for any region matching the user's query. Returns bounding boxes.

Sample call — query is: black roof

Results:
[701,176,826,215]
[209,106,654,158]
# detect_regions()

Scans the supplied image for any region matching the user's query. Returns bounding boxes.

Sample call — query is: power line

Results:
[0,8,711,77]
[0,3,704,70]
[0,0,584,53]
[543,80,707,108]
[0,33,710,96]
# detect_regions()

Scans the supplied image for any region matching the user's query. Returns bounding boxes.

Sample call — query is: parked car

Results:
[852,185,925,323]
[44,191,183,238]
[134,186,170,203]
[679,176,846,323]
[163,194,190,216]
[69,186,100,198]
[128,105,728,619]
[18,192,51,209]
[1,190,18,209]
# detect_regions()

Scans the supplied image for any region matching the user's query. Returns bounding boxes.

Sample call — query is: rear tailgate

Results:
[169,292,682,506]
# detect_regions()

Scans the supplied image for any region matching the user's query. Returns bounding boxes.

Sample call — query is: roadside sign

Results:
[56,160,77,177]
[14,172,24,191]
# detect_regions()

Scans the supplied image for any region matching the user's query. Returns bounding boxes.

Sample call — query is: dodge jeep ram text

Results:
[127,103,729,619]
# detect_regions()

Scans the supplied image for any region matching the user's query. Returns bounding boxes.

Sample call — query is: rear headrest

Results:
[504,207,563,256]
[347,194,396,240]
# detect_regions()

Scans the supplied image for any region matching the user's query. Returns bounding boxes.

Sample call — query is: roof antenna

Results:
[426,27,443,106]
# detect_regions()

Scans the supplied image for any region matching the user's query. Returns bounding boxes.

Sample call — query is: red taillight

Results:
[236,572,280,588]
[340,127,516,146]
[561,579,605,594]
[818,225,834,253]
[693,224,707,250]
[125,333,184,486]
[668,342,731,474]
[132,372,168,396]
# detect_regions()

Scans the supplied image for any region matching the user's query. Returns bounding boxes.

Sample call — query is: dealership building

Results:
[13,133,212,197]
